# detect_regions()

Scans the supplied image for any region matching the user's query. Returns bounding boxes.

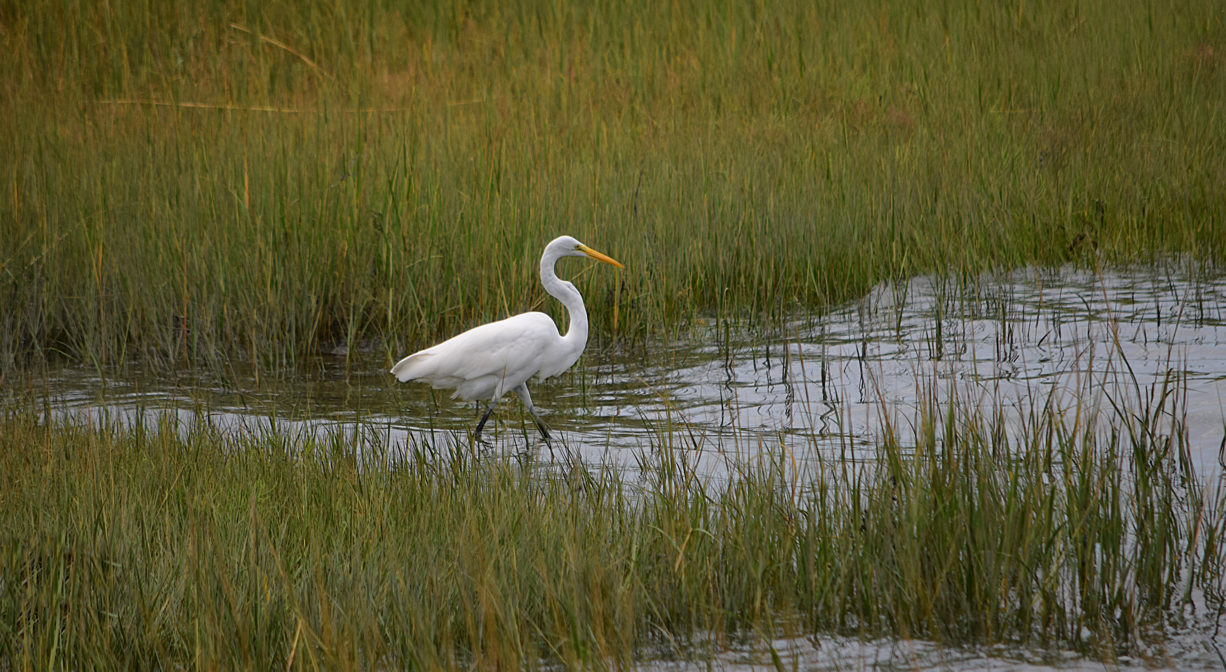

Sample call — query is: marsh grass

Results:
[2,358,1222,669]
[2,0,1225,373]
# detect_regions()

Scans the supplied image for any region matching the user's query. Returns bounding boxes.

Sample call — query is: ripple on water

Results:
[24,264,1226,480]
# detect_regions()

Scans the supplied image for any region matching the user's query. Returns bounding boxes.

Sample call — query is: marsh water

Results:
[19,264,1226,670]
[31,264,1226,478]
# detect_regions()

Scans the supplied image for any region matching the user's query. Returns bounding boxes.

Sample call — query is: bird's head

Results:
[549,235,624,268]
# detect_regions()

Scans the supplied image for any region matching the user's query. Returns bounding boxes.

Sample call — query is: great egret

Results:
[390,235,623,441]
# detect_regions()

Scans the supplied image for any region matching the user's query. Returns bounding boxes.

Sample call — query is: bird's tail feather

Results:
[390,352,433,382]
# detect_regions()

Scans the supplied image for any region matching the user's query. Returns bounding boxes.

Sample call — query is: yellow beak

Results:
[577,244,624,269]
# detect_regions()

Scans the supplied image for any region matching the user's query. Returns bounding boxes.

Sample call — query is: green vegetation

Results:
[2,2,1223,666]
[2,0,1224,371]
[2,366,1221,669]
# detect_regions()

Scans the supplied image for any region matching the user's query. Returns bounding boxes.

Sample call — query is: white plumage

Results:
[391,235,623,441]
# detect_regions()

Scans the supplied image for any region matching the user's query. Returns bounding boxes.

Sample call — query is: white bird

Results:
[390,235,623,442]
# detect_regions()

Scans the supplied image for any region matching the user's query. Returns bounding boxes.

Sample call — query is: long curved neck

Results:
[540,247,588,347]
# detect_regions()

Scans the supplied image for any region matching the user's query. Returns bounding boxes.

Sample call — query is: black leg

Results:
[512,383,551,443]
[473,404,495,441]
[533,417,551,442]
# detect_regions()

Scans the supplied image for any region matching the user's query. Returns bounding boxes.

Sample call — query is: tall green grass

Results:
[2,366,1221,668]
[2,0,1224,372]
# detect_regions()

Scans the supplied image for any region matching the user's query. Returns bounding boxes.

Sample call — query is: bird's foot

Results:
[471,431,495,454]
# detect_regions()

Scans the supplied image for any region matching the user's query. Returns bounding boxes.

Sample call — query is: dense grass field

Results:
[2,369,1222,669]
[2,0,1224,372]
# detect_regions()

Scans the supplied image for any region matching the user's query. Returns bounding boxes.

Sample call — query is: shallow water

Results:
[29,264,1226,480]
[642,629,1226,671]
[17,263,1226,670]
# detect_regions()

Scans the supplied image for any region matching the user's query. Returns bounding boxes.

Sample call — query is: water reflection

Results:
[24,265,1226,478]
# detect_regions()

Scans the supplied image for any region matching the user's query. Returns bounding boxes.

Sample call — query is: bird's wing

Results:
[390,312,560,399]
